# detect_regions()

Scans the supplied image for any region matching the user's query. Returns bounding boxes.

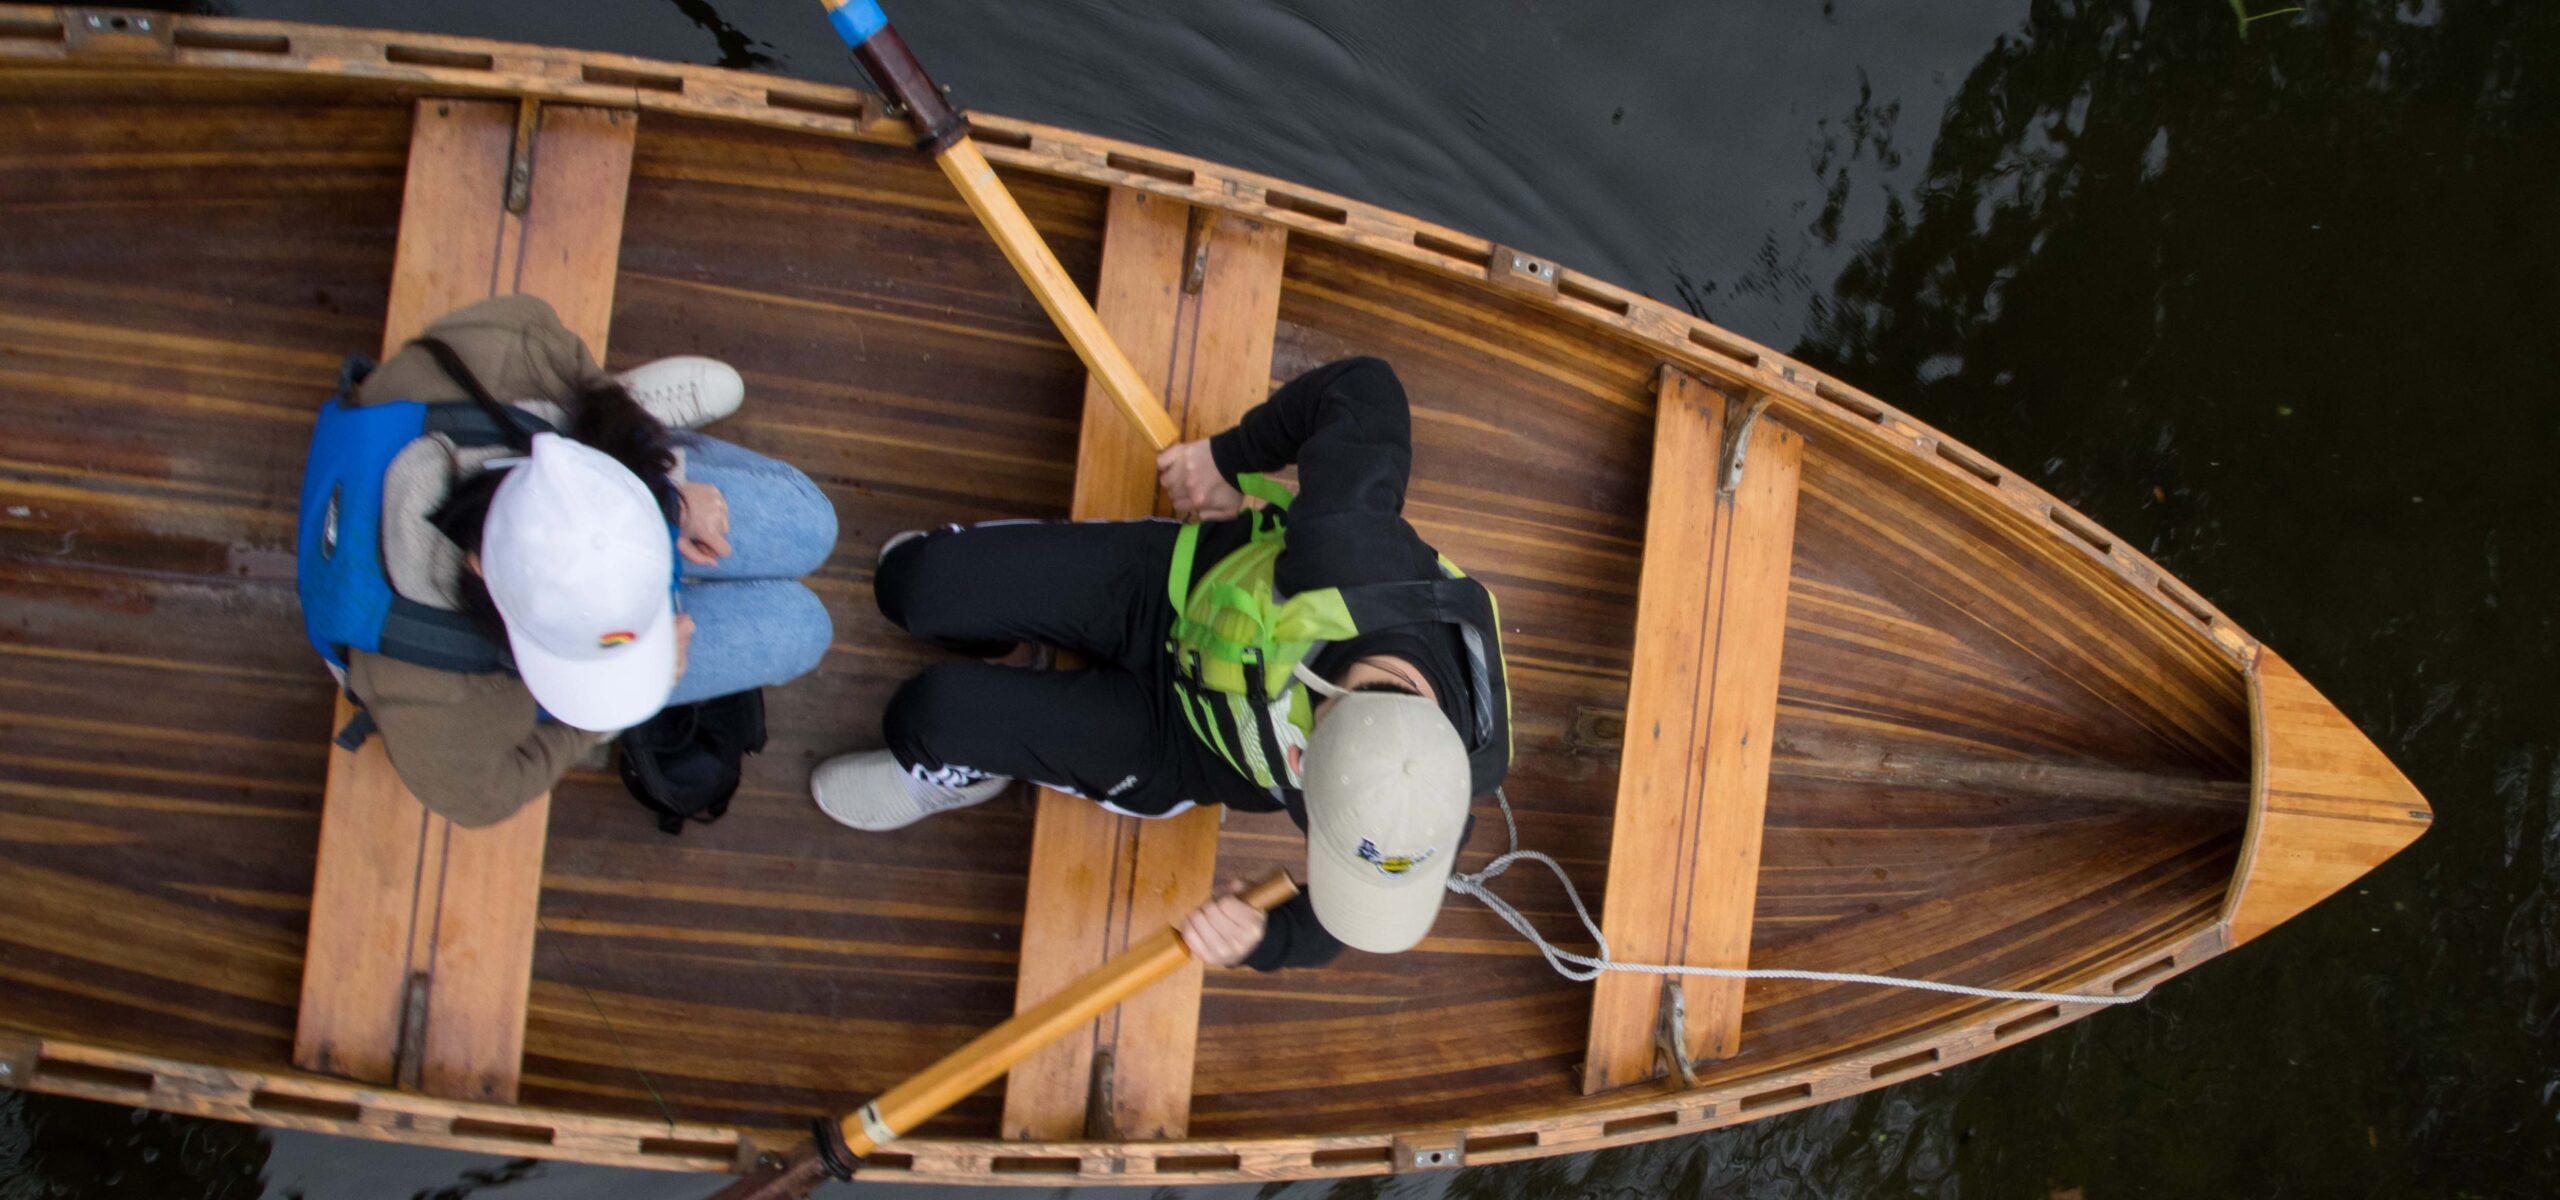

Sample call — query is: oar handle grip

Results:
[820,0,967,153]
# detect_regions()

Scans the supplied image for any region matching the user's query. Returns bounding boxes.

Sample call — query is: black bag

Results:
[616,688,767,834]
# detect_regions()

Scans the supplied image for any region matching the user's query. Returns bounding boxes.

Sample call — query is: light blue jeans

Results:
[664,434,837,706]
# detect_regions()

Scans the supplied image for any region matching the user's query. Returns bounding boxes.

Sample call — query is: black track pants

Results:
[876,519,1342,970]
[875,519,1240,816]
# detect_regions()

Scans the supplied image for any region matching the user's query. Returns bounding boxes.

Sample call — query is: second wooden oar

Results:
[816,0,1182,453]
[706,870,1300,1200]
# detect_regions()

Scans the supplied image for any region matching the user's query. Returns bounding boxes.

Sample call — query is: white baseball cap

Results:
[1296,667,1472,954]
[481,433,677,732]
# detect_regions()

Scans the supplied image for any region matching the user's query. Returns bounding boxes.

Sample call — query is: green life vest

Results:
[1164,474,1513,798]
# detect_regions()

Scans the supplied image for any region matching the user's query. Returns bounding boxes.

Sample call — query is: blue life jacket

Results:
[295,354,557,678]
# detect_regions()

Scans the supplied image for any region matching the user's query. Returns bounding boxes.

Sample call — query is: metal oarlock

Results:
[820,0,968,153]
[811,1115,859,1181]
[1717,394,1773,497]
[1653,976,1699,1088]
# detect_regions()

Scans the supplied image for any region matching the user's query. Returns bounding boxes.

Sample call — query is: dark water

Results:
[6,1,2555,1196]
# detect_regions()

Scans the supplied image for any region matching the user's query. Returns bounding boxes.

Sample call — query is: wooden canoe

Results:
[0,7,2431,1186]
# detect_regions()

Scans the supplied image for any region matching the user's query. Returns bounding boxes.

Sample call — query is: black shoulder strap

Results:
[379,596,512,673]
[1336,575,1513,792]
[412,336,537,452]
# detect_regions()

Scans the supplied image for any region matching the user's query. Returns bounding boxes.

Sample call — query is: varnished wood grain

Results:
[1007,189,1289,1141]
[0,66,408,1093]
[377,99,513,357]
[295,697,431,1086]
[2222,652,2432,944]
[0,5,2270,682]
[503,105,637,360]
[1583,370,1803,1093]
[0,41,2431,1184]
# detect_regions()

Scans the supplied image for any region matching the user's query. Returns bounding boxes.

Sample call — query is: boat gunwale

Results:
[0,6,2273,1183]
[1,907,2223,1184]
[2224,651,2279,933]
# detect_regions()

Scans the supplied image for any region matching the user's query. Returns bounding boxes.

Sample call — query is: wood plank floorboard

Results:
[0,80,2253,1143]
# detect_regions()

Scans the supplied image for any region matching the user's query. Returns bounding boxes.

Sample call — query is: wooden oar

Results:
[707,869,1299,1199]
[816,0,1182,453]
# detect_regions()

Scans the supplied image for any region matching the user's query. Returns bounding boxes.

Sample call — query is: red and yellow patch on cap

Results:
[597,631,637,649]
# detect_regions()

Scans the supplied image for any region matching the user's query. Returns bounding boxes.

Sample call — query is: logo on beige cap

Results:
[1357,838,1437,877]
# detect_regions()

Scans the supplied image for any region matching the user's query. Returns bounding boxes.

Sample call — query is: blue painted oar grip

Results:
[819,0,968,153]
[825,0,888,47]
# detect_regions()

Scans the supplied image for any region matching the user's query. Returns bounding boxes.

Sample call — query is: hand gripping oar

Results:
[816,0,1182,454]
[707,870,1300,1200]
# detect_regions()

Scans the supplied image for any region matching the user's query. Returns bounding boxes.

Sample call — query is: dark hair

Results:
[431,378,682,640]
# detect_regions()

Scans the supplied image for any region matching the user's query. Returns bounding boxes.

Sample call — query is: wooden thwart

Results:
[293,98,637,1104]
[1002,188,1288,1141]
[1582,366,1803,1094]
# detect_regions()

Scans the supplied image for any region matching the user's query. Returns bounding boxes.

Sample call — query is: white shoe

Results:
[618,356,744,429]
[811,749,1008,831]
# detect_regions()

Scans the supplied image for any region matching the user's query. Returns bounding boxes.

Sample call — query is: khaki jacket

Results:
[342,295,612,827]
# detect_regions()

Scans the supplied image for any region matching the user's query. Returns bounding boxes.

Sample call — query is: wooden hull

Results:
[0,8,2428,1185]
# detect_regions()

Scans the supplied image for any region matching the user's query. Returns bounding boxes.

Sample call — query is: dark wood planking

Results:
[0,70,403,1078]
[0,22,2273,698]
[1191,793,2236,1132]
[1786,447,2248,779]
[1188,237,2251,1136]
[0,64,2269,1162]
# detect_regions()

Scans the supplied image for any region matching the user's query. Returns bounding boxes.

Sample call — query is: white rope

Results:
[1445,790,2149,1006]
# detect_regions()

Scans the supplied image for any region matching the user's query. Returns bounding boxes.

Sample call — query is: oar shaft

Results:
[839,869,1297,1156]
[933,140,1181,451]
[817,0,1183,453]
[845,926,1187,1156]
[708,870,1298,1199]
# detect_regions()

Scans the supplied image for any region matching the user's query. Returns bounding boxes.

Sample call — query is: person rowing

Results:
[811,358,1511,968]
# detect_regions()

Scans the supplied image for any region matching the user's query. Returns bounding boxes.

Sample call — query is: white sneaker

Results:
[618,356,744,429]
[811,749,1008,831]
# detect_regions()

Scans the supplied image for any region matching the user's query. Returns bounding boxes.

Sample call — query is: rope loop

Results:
[1446,790,2150,1007]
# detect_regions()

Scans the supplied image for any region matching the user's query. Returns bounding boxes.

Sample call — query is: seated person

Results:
[809,358,1510,970]
[298,294,836,825]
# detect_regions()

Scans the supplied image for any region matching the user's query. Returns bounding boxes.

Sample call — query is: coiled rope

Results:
[1443,790,2150,1006]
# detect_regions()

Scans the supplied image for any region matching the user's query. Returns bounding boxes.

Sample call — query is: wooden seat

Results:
[1001,189,1288,1140]
[1581,366,1804,1094]
[293,98,637,1104]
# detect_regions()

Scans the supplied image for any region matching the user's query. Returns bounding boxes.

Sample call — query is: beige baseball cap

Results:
[1297,670,1472,955]
[481,433,677,733]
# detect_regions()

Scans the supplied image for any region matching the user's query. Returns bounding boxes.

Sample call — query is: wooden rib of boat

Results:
[0,7,2432,1186]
